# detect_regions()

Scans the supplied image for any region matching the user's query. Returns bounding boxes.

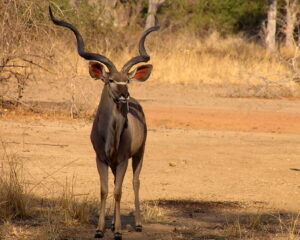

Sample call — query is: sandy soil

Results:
[1,81,300,239]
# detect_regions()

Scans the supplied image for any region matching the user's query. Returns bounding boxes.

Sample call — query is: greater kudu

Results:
[49,7,159,240]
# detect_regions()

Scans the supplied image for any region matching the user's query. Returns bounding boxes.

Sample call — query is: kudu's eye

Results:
[109,79,114,83]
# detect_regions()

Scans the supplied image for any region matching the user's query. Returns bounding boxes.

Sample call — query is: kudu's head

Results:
[49,6,159,104]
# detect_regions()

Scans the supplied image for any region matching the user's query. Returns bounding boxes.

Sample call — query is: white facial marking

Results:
[114,81,127,85]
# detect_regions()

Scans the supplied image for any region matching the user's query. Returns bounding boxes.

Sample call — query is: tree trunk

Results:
[285,0,297,47]
[104,0,142,28]
[69,0,78,7]
[70,0,98,7]
[145,0,164,29]
[265,0,277,51]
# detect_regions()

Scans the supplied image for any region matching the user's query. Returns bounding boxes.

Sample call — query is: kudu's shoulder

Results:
[128,97,145,116]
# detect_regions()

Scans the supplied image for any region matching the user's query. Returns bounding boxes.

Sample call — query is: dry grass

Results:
[33,32,300,103]
[171,211,300,240]
[114,31,296,85]
[58,31,297,85]
[222,212,300,240]
[0,140,98,239]
[141,200,166,223]
[58,177,98,225]
[152,33,288,83]
[143,199,300,240]
[0,141,29,220]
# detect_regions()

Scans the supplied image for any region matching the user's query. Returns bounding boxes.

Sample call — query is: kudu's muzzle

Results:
[108,82,130,104]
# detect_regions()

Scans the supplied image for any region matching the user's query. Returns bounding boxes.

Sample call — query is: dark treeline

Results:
[161,0,266,36]
[0,0,299,59]
[55,0,266,35]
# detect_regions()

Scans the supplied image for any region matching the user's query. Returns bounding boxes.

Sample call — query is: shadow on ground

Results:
[140,199,300,240]
[0,194,299,240]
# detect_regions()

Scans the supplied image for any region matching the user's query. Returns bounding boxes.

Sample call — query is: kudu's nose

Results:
[118,85,129,99]
[117,90,130,103]
[122,92,130,99]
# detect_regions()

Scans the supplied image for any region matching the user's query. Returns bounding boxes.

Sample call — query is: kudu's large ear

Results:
[89,62,107,81]
[128,64,153,82]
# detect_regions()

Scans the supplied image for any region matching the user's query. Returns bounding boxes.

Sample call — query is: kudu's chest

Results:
[91,113,127,163]
[90,101,146,164]
[104,118,127,160]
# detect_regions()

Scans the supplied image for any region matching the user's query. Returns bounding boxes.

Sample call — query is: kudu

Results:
[49,7,159,240]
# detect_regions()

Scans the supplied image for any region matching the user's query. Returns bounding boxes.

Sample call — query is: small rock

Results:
[126,224,134,232]
[169,162,176,167]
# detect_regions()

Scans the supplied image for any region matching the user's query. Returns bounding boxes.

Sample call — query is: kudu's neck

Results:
[98,84,128,119]
[99,84,115,113]
[96,84,128,160]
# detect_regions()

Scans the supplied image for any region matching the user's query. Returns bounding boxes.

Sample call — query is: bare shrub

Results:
[0,0,55,105]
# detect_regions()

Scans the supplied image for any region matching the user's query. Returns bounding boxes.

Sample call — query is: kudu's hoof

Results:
[135,225,143,232]
[114,232,122,240]
[94,230,104,238]
[111,223,115,232]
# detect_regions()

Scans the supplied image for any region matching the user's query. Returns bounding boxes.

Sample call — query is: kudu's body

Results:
[49,6,159,240]
[91,85,147,237]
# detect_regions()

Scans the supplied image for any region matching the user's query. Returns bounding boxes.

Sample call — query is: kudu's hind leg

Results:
[132,149,144,232]
[113,159,128,240]
[95,158,108,239]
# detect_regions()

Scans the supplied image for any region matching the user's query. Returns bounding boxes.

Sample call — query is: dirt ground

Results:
[1,81,300,239]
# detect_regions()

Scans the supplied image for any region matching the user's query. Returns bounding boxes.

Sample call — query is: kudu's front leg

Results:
[113,159,128,240]
[95,158,108,239]
[132,151,144,232]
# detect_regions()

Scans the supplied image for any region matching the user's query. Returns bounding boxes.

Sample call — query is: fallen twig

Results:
[0,65,27,68]
[4,141,69,148]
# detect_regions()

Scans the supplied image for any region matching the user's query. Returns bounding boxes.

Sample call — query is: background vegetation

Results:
[1,0,300,110]
[162,0,266,36]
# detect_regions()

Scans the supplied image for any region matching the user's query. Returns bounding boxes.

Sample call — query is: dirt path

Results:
[1,96,300,239]
[1,103,300,210]
[145,105,300,133]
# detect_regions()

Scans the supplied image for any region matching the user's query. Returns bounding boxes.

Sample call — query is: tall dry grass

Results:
[0,140,99,239]
[45,29,300,99]
[151,32,291,85]
[34,33,299,113]
[0,141,29,220]
[58,177,98,225]
[53,31,300,99]
[223,211,300,240]
[62,31,295,85]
